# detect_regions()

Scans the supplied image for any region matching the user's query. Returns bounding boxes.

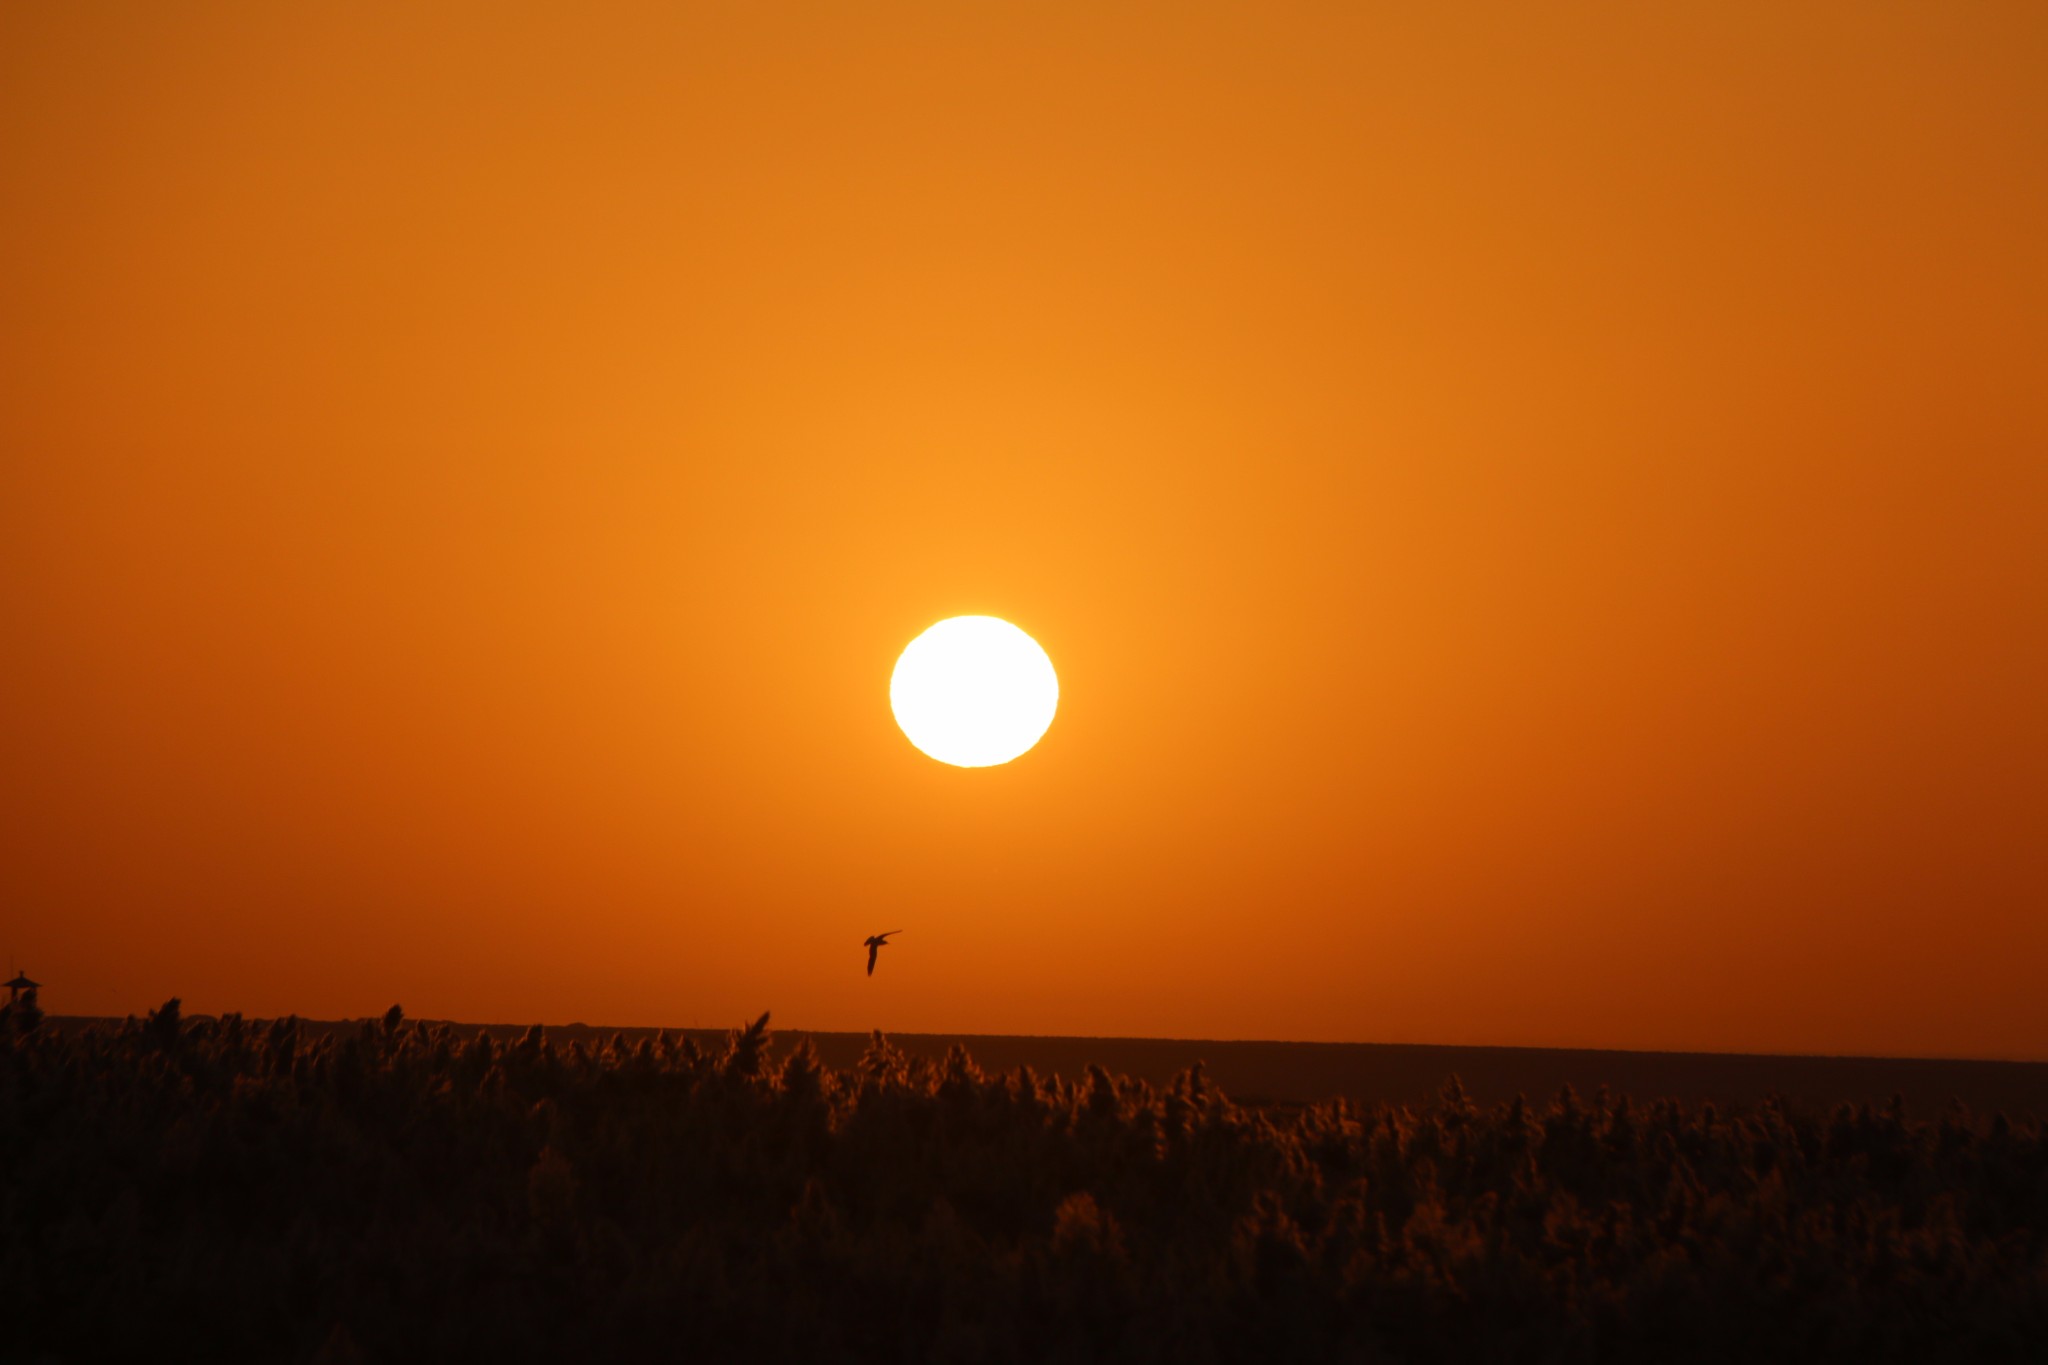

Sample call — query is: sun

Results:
[890,616,1059,768]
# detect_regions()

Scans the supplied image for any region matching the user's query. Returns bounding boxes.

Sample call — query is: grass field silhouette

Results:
[5,1001,2045,1362]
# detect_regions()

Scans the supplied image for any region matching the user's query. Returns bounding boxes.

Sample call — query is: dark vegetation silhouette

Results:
[3,1000,2046,1362]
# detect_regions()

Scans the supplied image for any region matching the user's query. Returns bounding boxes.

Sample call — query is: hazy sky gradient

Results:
[4,1,2044,1056]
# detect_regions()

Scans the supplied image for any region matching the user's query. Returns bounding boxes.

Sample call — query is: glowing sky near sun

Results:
[1,0,2043,1057]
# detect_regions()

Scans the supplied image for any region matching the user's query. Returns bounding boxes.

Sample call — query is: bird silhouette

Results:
[864,930,902,977]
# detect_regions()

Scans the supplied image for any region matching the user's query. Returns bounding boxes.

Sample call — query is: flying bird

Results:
[864,930,902,977]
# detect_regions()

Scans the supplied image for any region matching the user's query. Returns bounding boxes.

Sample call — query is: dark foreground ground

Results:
[9,1005,2048,1362]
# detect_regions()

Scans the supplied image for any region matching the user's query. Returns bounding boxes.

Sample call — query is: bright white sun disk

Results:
[890,616,1058,767]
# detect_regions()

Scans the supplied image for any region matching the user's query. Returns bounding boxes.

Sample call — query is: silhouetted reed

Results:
[2,1004,2044,1362]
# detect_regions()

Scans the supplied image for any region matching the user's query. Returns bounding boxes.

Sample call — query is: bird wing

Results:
[867,943,879,975]
[879,929,904,940]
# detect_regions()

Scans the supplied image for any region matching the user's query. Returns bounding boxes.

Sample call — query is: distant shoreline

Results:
[47,1015,2048,1115]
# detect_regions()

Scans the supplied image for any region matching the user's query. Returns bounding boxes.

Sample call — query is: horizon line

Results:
[39,1013,2048,1069]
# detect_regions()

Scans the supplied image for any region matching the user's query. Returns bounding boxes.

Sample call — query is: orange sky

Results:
[3,2,2044,1058]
